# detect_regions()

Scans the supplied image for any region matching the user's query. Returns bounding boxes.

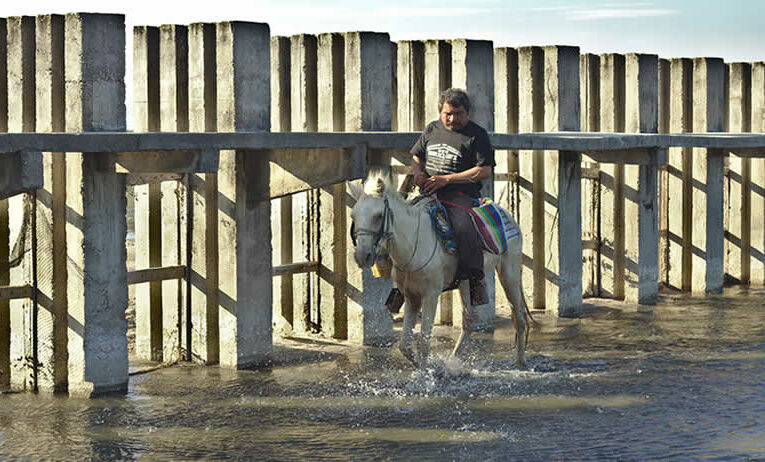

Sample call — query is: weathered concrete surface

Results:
[750,63,765,286]
[188,22,219,364]
[691,58,725,294]
[518,46,544,310]
[599,53,625,300]
[544,46,582,317]
[624,54,659,305]
[33,13,67,392]
[344,32,394,345]
[0,17,7,392]
[7,15,37,393]
[579,53,599,298]
[65,13,129,396]
[727,63,752,284]
[0,151,43,200]
[216,21,272,369]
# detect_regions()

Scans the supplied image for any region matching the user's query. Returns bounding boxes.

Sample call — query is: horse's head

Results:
[349,170,394,268]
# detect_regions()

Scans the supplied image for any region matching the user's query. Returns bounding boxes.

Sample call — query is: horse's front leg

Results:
[416,294,440,367]
[399,296,420,366]
[451,281,475,358]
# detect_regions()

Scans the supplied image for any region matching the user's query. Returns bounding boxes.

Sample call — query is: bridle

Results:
[351,194,439,274]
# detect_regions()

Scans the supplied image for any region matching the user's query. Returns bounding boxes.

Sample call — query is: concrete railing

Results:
[1,13,764,397]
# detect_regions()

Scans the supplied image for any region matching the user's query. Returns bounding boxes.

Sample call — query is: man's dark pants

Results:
[438,190,484,281]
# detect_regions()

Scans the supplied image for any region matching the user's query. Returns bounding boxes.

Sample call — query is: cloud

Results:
[565,8,679,21]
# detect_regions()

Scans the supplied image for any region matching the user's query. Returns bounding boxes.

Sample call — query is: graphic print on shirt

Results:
[425,143,461,175]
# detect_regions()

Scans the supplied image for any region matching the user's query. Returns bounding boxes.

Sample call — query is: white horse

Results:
[349,170,530,368]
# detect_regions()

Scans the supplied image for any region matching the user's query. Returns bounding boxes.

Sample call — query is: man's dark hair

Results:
[438,88,471,113]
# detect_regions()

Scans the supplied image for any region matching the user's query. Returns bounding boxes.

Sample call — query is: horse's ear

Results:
[347,181,363,201]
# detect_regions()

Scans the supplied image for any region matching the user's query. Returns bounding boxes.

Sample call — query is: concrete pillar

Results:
[727,63,752,284]
[658,58,670,285]
[216,21,272,368]
[65,13,128,396]
[691,58,726,294]
[34,14,67,391]
[451,39,496,329]
[494,47,519,309]
[397,40,425,132]
[750,63,765,285]
[188,22,218,363]
[289,34,317,335]
[7,15,36,392]
[0,17,8,391]
[599,53,626,299]
[344,31,394,345]
[544,46,582,316]
[580,53,600,297]
[159,24,188,363]
[624,54,659,304]
[317,32,347,339]
[668,58,693,291]
[270,36,292,336]
[132,26,161,362]
[423,40,451,123]
[518,46,545,309]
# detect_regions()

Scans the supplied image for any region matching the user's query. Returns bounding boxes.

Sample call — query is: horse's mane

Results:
[362,169,432,214]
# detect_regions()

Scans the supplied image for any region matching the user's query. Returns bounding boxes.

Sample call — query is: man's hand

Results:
[413,171,428,188]
[423,175,449,194]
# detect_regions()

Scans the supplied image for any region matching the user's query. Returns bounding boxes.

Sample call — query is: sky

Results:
[5,0,765,63]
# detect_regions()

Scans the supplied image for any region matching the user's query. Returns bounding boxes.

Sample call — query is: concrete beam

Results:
[544,45,582,317]
[65,13,128,397]
[269,147,366,199]
[107,149,218,173]
[691,57,726,294]
[216,21,272,369]
[624,53,659,305]
[0,151,43,200]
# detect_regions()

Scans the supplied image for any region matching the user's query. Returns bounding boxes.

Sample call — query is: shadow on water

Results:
[1,288,764,461]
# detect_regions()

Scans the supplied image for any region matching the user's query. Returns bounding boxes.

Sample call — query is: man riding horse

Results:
[410,88,494,307]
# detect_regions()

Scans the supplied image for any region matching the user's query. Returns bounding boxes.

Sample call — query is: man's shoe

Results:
[469,278,489,306]
[385,288,405,314]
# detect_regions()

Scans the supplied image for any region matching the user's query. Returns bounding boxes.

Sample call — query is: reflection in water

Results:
[1,288,764,461]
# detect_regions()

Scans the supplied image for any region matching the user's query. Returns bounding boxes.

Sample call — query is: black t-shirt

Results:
[411,119,494,197]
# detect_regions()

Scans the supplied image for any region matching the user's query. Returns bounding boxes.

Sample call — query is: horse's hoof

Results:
[398,344,418,367]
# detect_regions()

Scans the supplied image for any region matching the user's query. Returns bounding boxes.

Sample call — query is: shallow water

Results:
[1,288,764,461]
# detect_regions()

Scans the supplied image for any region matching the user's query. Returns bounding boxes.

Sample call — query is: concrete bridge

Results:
[1,13,764,396]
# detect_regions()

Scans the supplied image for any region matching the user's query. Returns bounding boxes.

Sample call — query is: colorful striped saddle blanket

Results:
[468,198,521,254]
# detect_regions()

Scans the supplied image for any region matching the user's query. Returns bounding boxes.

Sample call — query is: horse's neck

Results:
[385,194,431,267]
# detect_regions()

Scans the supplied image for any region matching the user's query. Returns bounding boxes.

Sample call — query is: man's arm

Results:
[422,166,492,195]
[411,156,428,187]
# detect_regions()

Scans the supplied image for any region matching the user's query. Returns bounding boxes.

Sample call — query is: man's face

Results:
[440,103,469,131]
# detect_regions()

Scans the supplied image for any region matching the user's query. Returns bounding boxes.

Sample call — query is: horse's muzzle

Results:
[354,247,376,268]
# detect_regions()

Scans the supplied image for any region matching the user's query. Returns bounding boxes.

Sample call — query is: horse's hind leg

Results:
[497,252,527,368]
[399,297,419,366]
[450,281,473,358]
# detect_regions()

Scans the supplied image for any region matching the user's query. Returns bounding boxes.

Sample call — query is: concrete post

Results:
[624,54,659,304]
[658,58,670,285]
[270,36,292,337]
[132,26,161,362]
[216,21,272,368]
[451,39,496,329]
[397,41,425,132]
[423,40,451,124]
[580,53,600,297]
[7,15,36,392]
[289,34,317,334]
[668,58,693,291]
[0,18,8,391]
[599,53,626,299]
[544,46,582,316]
[317,32,347,339]
[65,13,128,396]
[691,58,726,294]
[518,46,545,309]
[750,63,765,285]
[494,47,519,309]
[188,23,218,363]
[159,24,188,363]
[34,14,67,391]
[344,31,394,345]
[727,63,752,284]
